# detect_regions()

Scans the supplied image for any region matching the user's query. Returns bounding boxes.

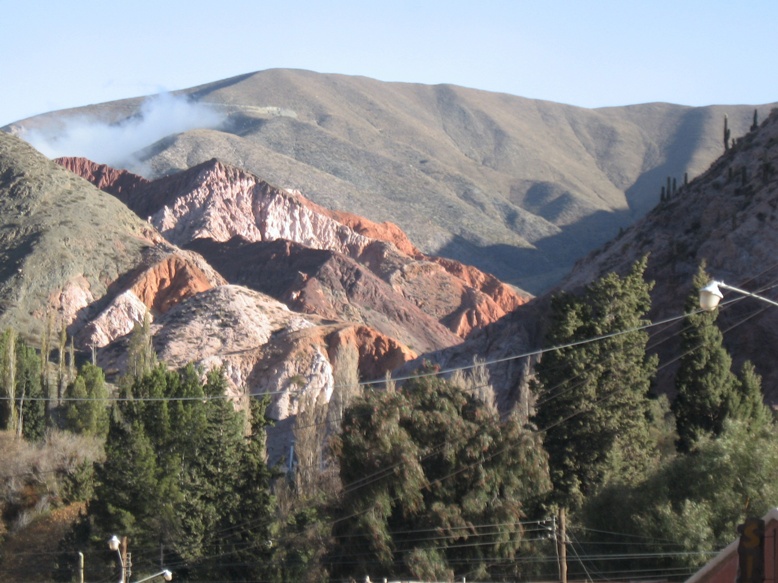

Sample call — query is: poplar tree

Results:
[532,257,658,510]
[0,329,17,432]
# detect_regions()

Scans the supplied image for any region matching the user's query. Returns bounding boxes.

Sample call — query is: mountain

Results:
[427,106,778,406]
[0,146,520,428]
[0,131,163,339]
[6,69,774,293]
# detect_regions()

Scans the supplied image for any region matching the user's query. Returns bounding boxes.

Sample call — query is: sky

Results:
[2,0,777,127]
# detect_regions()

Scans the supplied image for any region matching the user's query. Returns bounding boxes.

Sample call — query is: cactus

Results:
[661,186,666,201]
[684,172,688,187]
[672,177,677,194]
[724,115,731,151]
[751,109,759,132]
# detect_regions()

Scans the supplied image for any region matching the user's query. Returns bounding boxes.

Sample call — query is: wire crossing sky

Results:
[2,0,777,126]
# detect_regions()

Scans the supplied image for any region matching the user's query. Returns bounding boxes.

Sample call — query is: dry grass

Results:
[0,430,103,532]
[0,429,103,581]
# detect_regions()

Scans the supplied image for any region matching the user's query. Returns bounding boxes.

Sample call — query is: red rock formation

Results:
[58,156,529,339]
[55,157,150,196]
[303,199,423,258]
[131,254,220,314]
[326,325,416,380]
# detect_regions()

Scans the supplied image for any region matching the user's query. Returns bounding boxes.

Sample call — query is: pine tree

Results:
[218,395,275,582]
[672,264,741,452]
[532,257,658,510]
[92,410,162,538]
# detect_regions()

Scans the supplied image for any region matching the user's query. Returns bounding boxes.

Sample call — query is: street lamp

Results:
[108,535,128,583]
[699,280,778,311]
[109,535,172,582]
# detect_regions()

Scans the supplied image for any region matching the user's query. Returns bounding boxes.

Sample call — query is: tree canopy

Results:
[532,257,659,510]
[332,372,550,581]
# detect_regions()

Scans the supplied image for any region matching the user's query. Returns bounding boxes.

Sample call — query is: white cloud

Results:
[21,93,225,175]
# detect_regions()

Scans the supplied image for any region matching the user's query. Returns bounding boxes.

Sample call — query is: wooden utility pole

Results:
[558,507,568,583]
[120,536,131,583]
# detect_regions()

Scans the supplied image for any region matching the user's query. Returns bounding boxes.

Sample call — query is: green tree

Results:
[0,328,17,432]
[216,394,276,582]
[532,257,658,510]
[333,372,550,581]
[64,363,109,437]
[730,361,773,429]
[84,365,277,580]
[126,309,156,381]
[672,264,742,452]
[582,419,778,575]
[15,337,45,441]
[91,410,163,538]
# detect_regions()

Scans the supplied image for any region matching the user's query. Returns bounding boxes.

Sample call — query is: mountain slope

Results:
[426,106,778,406]
[0,132,163,338]
[7,69,773,292]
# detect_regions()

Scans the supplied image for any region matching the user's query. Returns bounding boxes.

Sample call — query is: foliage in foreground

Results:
[582,420,778,578]
[331,372,551,582]
[532,257,660,511]
[55,365,275,582]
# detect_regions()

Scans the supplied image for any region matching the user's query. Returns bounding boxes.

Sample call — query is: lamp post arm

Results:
[716,281,778,309]
[132,569,173,583]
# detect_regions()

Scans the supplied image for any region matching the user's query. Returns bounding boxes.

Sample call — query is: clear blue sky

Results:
[2,0,777,126]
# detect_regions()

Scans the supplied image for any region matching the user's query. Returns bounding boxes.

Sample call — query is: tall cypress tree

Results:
[532,257,658,510]
[91,410,162,537]
[16,337,45,441]
[672,264,742,452]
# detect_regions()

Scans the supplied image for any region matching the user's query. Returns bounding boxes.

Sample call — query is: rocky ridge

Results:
[41,154,534,423]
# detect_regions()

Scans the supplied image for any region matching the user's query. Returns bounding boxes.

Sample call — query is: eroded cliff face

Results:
[55,157,150,196]
[53,155,530,422]
[60,157,529,339]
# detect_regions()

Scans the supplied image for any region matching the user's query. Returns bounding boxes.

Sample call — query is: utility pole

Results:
[122,536,132,583]
[558,508,568,583]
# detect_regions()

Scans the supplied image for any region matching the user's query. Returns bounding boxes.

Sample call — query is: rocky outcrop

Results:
[78,250,226,348]
[60,157,529,339]
[130,252,223,314]
[55,157,149,196]
[184,237,462,353]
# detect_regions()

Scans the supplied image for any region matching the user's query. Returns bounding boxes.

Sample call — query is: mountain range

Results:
[2,69,778,418]
[5,69,774,293]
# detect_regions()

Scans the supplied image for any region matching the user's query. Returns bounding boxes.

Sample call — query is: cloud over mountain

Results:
[20,93,225,173]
